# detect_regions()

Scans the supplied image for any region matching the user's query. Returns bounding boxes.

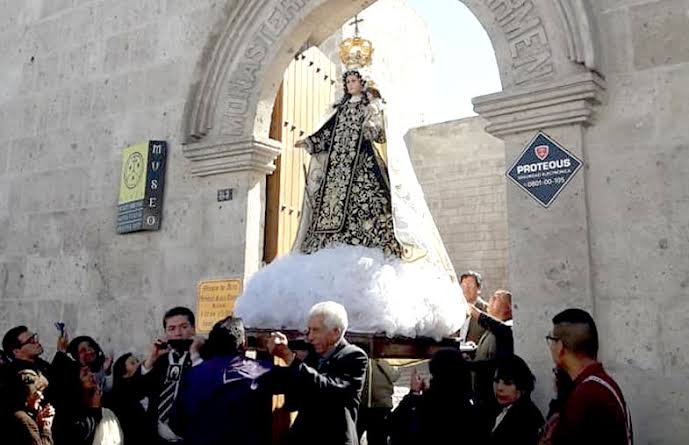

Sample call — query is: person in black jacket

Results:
[129,306,202,445]
[489,355,544,445]
[53,362,124,445]
[1,325,73,414]
[108,353,152,445]
[388,348,489,445]
[267,301,368,445]
[467,290,514,411]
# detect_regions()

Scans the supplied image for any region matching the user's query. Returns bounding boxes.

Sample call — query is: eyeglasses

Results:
[19,333,40,347]
[545,335,560,344]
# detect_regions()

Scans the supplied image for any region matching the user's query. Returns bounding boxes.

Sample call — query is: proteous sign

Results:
[507,132,582,208]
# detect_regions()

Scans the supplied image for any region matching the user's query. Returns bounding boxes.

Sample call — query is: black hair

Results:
[66,335,105,371]
[334,69,370,109]
[552,308,599,358]
[163,306,196,329]
[112,352,134,392]
[494,355,536,394]
[2,325,28,357]
[428,348,472,400]
[460,271,482,288]
[205,316,246,357]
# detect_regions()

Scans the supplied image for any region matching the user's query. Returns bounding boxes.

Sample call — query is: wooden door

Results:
[264,47,339,263]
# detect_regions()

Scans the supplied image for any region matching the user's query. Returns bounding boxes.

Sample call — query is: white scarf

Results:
[91,407,123,445]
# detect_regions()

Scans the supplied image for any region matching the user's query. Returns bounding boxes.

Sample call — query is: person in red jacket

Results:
[546,308,633,445]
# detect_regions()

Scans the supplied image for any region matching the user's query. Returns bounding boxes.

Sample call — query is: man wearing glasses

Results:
[546,309,633,445]
[3,327,50,373]
[0,325,71,404]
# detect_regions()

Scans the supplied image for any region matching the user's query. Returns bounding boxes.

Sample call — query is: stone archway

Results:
[182,0,607,404]
[183,1,602,152]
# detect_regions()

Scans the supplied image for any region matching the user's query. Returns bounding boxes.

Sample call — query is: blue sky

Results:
[406,0,501,123]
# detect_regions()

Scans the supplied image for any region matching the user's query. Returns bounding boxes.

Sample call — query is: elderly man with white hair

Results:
[267,301,368,445]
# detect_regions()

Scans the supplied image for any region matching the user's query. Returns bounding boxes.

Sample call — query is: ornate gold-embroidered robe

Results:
[294,95,458,284]
[299,95,402,257]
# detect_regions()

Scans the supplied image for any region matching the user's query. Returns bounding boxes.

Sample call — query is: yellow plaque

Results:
[196,279,243,333]
[118,143,149,204]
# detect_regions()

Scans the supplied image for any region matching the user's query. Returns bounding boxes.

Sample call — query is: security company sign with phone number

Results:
[506,132,582,208]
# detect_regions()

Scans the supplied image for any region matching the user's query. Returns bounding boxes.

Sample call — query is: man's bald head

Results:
[552,308,599,359]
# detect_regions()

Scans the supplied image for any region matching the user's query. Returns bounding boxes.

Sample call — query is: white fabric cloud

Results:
[234,245,466,340]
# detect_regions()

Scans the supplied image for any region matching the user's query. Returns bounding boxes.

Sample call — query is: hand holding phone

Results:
[55,322,68,353]
[54,321,65,336]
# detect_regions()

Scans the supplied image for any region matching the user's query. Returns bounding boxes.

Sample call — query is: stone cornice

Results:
[472,72,606,137]
[182,137,281,176]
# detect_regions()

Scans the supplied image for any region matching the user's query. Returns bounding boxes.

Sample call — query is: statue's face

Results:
[345,74,363,95]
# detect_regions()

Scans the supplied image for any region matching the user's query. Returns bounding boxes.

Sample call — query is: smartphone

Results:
[167,339,194,351]
[54,322,65,336]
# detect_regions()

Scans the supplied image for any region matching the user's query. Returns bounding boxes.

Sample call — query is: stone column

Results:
[473,71,606,402]
[182,137,281,282]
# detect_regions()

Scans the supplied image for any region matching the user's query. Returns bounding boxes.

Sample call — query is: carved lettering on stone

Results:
[221,1,312,136]
[263,8,291,41]
[280,0,308,16]
[486,0,554,84]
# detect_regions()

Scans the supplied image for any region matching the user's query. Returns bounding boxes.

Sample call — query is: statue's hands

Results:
[294,138,307,148]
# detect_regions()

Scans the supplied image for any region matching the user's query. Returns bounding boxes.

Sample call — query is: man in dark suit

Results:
[268,301,369,445]
[133,306,202,445]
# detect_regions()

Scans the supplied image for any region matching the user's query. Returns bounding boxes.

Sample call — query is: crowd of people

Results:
[0,271,633,445]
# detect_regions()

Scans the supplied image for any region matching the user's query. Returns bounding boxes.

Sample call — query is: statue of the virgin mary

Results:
[293,70,458,282]
[235,44,466,339]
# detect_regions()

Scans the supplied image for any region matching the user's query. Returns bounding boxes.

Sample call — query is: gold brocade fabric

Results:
[300,100,402,257]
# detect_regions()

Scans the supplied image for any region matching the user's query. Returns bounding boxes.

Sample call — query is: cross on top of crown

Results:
[349,15,364,36]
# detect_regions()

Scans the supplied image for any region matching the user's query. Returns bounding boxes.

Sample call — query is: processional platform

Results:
[246,329,474,359]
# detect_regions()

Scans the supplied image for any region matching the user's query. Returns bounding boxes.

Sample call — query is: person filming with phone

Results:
[130,306,203,445]
[1,324,73,413]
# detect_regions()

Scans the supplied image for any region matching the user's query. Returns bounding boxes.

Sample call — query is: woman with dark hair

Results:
[108,353,151,445]
[53,365,123,445]
[66,336,113,393]
[388,348,489,445]
[8,369,55,445]
[489,355,544,445]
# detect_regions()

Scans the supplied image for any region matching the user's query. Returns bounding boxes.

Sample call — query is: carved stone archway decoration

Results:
[182,0,604,176]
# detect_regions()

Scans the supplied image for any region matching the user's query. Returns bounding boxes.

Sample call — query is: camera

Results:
[157,339,194,352]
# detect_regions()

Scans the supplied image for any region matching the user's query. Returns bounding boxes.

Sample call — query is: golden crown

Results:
[338,16,374,69]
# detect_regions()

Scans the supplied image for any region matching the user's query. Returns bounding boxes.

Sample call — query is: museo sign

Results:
[117,141,168,233]
[506,132,582,208]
